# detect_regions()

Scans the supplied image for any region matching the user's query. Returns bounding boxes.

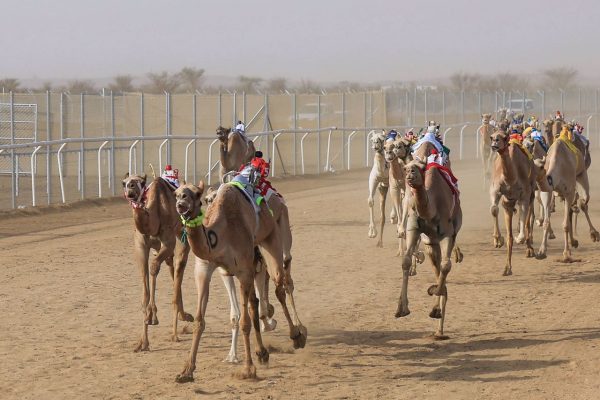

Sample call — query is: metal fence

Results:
[0,88,598,210]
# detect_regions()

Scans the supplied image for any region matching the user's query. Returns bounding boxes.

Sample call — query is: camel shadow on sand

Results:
[310,327,600,383]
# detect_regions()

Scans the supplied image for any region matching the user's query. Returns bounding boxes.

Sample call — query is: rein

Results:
[125,181,148,209]
[180,212,205,244]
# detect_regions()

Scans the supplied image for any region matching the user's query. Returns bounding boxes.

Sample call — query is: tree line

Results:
[0,67,583,95]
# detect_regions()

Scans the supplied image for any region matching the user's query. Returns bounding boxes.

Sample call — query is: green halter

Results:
[180,212,204,243]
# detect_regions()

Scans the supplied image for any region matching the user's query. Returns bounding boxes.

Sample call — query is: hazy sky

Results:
[3,0,599,83]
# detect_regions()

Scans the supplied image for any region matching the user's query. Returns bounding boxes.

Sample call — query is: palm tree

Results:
[177,67,205,93]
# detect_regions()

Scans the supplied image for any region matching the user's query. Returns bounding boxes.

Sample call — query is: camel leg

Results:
[171,240,193,342]
[134,243,150,352]
[260,235,307,349]
[147,238,174,326]
[390,182,401,233]
[219,270,240,363]
[396,191,409,257]
[502,204,515,276]
[368,174,378,238]
[175,259,215,383]
[536,191,552,259]
[396,227,419,318]
[520,198,535,258]
[560,192,576,263]
[490,191,504,248]
[254,267,277,333]
[376,184,388,248]
[238,276,258,379]
[249,286,269,365]
[576,173,600,242]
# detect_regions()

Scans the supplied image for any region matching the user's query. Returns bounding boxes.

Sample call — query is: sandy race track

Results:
[1,154,600,399]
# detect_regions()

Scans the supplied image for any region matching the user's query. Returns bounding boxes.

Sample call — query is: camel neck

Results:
[185,223,212,260]
[412,170,434,220]
[497,148,516,183]
[389,157,404,179]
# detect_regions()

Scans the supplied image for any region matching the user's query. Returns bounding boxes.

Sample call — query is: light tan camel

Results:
[368,131,391,247]
[542,118,563,147]
[538,127,599,261]
[384,137,409,240]
[396,159,462,339]
[173,181,306,383]
[488,127,537,275]
[478,113,495,188]
[122,173,193,352]
[217,126,256,180]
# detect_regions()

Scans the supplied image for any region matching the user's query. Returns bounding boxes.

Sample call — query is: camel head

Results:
[122,173,147,201]
[481,113,492,124]
[404,159,426,189]
[490,130,509,153]
[383,140,397,162]
[216,126,231,143]
[370,131,386,153]
[174,180,206,220]
[204,186,218,206]
[394,138,411,160]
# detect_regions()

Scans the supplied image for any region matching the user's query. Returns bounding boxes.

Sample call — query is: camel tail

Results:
[148,163,157,179]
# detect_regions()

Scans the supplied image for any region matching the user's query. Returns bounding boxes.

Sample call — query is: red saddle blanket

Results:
[425,163,459,196]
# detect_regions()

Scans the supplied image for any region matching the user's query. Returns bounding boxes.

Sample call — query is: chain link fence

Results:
[0,88,598,210]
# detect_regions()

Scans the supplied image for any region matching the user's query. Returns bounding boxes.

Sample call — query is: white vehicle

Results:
[506,99,534,113]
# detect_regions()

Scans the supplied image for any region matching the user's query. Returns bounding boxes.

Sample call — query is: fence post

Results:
[10,91,15,208]
[165,91,171,165]
[46,90,52,205]
[193,93,197,184]
[442,90,446,127]
[292,93,297,175]
[341,92,346,170]
[317,94,321,174]
[140,92,145,173]
[218,91,222,126]
[424,88,428,123]
[57,142,68,203]
[31,146,42,206]
[364,92,368,166]
[460,90,465,123]
[80,93,85,199]
[110,90,115,195]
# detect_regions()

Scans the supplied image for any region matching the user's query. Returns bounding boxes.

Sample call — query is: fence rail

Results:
[1,87,599,210]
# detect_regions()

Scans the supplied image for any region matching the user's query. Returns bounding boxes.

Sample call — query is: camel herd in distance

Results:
[120,111,598,383]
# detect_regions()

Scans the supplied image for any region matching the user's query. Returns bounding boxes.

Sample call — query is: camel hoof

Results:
[395,307,410,318]
[235,365,257,380]
[516,235,525,245]
[429,306,442,319]
[453,248,463,263]
[494,236,505,248]
[133,340,149,353]
[267,303,275,318]
[549,231,556,240]
[256,348,269,364]
[376,240,383,248]
[260,318,277,333]
[526,248,536,258]
[502,268,513,276]
[536,219,543,227]
[223,354,240,364]
[409,266,417,276]
[536,252,547,260]
[390,216,398,225]
[433,333,450,341]
[179,312,194,322]
[171,334,180,343]
[571,239,579,249]
[368,228,377,238]
[398,230,406,239]
[416,251,425,264]
[175,362,196,383]
[590,230,600,242]
[291,325,308,349]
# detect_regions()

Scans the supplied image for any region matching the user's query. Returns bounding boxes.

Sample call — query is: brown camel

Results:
[488,127,537,275]
[538,127,599,261]
[173,181,306,383]
[542,118,563,147]
[217,126,256,180]
[396,159,463,339]
[384,137,409,240]
[478,113,496,188]
[121,173,193,352]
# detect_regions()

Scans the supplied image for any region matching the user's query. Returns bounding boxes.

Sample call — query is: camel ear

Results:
[197,180,205,196]
[123,172,129,180]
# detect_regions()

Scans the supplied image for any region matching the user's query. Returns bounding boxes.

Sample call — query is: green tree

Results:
[543,67,578,89]
[67,80,96,94]
[145,71,181,93]
[266,77,287,93]
[237,75,263,93]
[109,75,135,93]
[177,67,205,92]
[0,78,21,92]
